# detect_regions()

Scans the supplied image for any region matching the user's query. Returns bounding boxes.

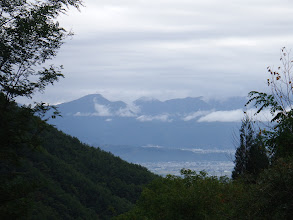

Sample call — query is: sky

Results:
[21,0,293,104]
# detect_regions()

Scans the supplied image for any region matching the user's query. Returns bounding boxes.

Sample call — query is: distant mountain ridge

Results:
[134,96,210,115]
[55,94,247,118]
[57,94,127,116]
[48,94,247,151]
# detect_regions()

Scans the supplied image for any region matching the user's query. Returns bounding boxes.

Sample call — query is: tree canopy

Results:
[0,0,82,101]
[247,47,293,160]
[0,1,84,217]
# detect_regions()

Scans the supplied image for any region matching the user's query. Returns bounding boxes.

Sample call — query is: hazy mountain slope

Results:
[53,116,238,148]
[134,96,211,115]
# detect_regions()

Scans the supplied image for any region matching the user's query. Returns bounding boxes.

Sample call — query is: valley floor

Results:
[139,160,234,176]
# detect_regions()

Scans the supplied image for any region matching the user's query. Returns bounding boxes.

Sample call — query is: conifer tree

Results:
[232,116,268,180]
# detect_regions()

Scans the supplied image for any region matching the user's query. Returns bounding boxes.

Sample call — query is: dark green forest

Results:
[1,0,293,219]
[0,95,157,219]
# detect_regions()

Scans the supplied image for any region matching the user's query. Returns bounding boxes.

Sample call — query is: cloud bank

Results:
[197,109,244,122]
[23,0,293,106]
[73,102,275,123]
[196,108,275,123]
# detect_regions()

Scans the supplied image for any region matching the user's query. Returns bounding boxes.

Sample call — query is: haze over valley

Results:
[48,93,248,175]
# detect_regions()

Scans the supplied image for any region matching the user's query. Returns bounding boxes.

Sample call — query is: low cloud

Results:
[197,109,244,122]
[115,103,140,117]
[142,144,164,148]
[183,110,211,121]
[196,108,277,123]
[73,102,140,117]
[136,114,172,122]
[71,104,276,123]
[94,103,112,116]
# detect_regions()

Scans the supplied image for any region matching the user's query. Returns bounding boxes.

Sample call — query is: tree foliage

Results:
[0,1,86,218]
[0,0,82,101]
[247,47,293,160]
[116,163,293,220]
[0,0,83,177]
[247,48,293,119]
[115,169,238,220]
[0,0,79,162]
[232,116,268,180]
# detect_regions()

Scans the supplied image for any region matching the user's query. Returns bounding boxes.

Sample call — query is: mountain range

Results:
[54,94,246,118]
[48,94,246,153]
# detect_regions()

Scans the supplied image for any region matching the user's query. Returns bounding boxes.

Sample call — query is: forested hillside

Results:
[0,95,157,219]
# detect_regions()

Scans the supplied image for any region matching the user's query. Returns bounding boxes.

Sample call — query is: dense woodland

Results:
[1,0,293,219]
[0,94,157,219]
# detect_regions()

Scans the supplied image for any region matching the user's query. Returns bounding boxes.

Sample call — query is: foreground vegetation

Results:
[116,159,293,219]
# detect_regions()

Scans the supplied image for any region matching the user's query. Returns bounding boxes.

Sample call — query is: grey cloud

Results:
[22,0,293,106]
[73,102,140,117]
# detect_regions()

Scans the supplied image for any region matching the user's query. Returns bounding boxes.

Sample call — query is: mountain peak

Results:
[77,93,108,102]
[56,93,127,115]
[135,97,160,103]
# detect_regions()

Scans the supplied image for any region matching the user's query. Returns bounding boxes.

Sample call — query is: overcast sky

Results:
[23,0,293,104]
